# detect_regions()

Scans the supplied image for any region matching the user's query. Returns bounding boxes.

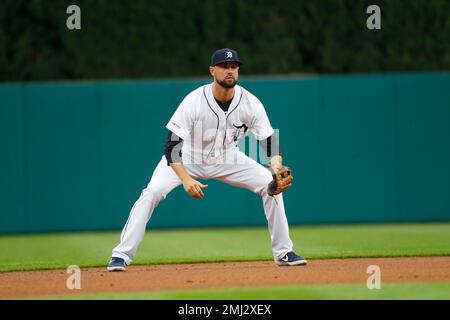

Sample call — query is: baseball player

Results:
[107,48,307,271]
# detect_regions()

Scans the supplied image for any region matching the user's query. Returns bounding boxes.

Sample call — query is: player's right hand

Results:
[182,178,208,199]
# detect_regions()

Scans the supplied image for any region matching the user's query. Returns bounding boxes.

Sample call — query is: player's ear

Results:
[209,66,215,77]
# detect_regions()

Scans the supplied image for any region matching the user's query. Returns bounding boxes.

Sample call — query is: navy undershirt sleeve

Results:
[164,130,184,165]
[258,134,281,158]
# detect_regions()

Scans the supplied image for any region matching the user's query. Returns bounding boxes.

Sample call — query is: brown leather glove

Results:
[267,166,293,196]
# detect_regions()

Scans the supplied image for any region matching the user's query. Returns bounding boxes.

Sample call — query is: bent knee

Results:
[254,170,273,196]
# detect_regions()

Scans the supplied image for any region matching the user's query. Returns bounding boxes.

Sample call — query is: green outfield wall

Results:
[1,73,449,233]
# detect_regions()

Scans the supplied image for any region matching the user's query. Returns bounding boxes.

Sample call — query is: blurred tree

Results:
[0,0,448,82]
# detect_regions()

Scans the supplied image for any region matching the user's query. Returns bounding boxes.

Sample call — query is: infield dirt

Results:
[1,256,449,298]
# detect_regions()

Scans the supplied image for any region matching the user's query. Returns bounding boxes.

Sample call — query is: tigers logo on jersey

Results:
[232,123,248,141]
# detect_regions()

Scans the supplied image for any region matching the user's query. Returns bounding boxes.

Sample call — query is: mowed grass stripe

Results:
[27,282,450,300]
[0,223,449,272]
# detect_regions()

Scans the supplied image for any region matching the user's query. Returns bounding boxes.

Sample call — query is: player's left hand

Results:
[267,155,293,196]
[267,166,293,196]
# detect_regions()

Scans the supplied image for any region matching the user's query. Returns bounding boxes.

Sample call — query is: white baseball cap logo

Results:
[226,51,233,58]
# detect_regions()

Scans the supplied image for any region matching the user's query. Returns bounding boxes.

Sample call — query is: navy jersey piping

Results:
[223,89,243,146]
[203,86,220,158]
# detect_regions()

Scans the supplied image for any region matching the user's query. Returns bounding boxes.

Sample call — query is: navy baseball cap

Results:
[210,48,243,66]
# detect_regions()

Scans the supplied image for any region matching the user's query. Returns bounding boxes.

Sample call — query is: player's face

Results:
[210,62,239,88]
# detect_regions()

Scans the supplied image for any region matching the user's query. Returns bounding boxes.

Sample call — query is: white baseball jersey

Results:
[166,83,274,164]
[111,83,296,266]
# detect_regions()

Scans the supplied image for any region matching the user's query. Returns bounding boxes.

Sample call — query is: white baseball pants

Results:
[112,150,294,264]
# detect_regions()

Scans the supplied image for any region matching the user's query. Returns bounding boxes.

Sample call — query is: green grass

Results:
[31,282,450,300]
[0,223,449,272]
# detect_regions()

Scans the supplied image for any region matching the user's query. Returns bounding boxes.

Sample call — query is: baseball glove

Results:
[267,166,293,196]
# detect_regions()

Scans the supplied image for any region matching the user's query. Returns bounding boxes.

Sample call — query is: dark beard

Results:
[217,78,237,89]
